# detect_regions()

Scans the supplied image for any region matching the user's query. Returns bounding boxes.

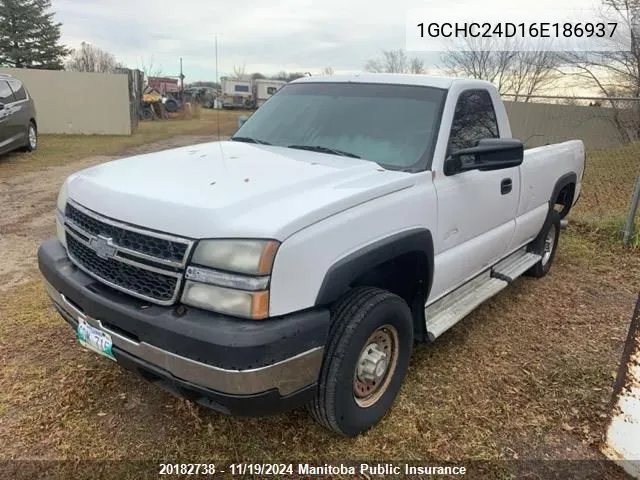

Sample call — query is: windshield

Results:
[232,82,447,170]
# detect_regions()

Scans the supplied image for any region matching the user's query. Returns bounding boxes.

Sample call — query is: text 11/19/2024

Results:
[158,463,468,476]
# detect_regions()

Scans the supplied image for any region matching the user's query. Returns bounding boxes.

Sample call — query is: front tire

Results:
[525,210,561,278]
[309,287,414,436]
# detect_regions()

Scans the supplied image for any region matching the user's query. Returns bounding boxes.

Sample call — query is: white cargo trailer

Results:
[253,79,286,107]
[220,78,253,109]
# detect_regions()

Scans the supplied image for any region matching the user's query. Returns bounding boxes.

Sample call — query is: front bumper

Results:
[38,238,330,416]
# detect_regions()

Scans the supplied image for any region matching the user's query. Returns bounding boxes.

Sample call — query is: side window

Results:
[267,86,277,95]
[0,81,16,104]
[8,80,27,101]
[447,89,499,156]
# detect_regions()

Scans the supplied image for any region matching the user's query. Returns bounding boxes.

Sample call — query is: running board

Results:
[425,248,541,341]
[491,249,541,282]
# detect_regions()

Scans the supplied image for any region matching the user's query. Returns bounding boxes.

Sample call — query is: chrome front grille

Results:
[63,201,194,305]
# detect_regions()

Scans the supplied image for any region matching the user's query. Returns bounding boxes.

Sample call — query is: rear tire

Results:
[309,287,413,436]
[164,98,179,113]
[24,121,37,152]
[525,210,561,278]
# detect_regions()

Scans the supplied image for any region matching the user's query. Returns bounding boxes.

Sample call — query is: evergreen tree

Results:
[0,0,70,70]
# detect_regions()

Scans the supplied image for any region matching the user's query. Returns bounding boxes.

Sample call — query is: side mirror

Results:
[444,138,524,176]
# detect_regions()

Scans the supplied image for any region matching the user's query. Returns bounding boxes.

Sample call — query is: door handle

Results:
[501,178,512,195]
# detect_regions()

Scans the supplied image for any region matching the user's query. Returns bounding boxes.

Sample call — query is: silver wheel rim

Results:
[541,224,556,265]
[353,324,399,408]
[29,126,36,149]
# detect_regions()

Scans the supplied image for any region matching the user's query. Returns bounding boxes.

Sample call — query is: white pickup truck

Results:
[38,74,585,436]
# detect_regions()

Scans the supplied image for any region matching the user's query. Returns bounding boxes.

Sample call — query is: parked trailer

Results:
[252,79,286,107]
[220,78,253,109]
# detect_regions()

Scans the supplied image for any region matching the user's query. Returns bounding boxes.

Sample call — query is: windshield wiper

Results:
[287,145,361,159]
[230,136,272,145]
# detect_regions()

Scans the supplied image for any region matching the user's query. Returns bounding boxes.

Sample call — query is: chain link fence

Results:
[502,94,640,246]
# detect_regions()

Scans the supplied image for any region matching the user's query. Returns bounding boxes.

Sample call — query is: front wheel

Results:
[309,287,414,436]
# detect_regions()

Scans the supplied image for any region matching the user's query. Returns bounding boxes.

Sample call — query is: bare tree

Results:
[507,50,561,101]
[138,56,163,79]
[408,57,426,74]
[65,42,122,73]
[440,38,560,101]
[561,0,640,97]
[321,66,335,75]
[232,63,249,80]
[364,49,427,74]
[271,71,289,81]
[559,0,640,142]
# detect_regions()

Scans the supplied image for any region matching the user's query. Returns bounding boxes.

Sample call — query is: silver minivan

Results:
[0,73,38,156]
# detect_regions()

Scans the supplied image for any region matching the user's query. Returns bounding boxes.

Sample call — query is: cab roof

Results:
[290,73,495,91]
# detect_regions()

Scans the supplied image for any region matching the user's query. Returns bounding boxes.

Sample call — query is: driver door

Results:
[0,80,15,151]
[429,89,521,302]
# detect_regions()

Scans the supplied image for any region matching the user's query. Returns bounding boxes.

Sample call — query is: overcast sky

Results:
[53,0,602,83]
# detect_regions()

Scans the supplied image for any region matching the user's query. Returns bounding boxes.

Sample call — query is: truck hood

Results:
[65,141,415,239]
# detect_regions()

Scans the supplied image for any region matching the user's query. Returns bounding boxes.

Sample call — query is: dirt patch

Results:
[0,135,218,293]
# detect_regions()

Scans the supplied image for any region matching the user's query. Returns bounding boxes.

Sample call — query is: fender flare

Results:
[314,228,434,307]
[551,172,577,206]
[549,172,578,220]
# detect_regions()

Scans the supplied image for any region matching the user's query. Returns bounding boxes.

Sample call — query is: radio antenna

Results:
[215,34,221,142]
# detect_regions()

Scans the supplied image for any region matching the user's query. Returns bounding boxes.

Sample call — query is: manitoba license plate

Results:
[77,318,116,361]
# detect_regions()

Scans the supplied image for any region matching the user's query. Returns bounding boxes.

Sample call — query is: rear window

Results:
[0,81,15,103]
[8,79,27,101]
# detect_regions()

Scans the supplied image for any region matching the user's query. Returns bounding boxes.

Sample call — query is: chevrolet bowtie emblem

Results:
[89,235,117,260]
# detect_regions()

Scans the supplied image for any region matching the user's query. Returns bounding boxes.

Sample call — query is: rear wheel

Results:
[309,287,413,436]
[525,210,561,278]
[24,121,37,152]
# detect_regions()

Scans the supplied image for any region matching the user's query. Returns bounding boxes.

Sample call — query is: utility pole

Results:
[215,35,219,86]
[215,34,221,110]
[179,57,185,98]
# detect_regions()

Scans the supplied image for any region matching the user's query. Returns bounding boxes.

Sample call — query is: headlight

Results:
[182,281,269,319]
[185,266,269,291]
[191,239,279,275]
[182,239,280,319]
[56,181,68,214]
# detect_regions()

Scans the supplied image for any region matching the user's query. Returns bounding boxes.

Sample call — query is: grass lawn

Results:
[572,142,640,247]
[0,109,246,178]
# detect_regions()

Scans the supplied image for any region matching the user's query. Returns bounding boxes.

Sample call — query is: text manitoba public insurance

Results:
[298,463,467,476]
